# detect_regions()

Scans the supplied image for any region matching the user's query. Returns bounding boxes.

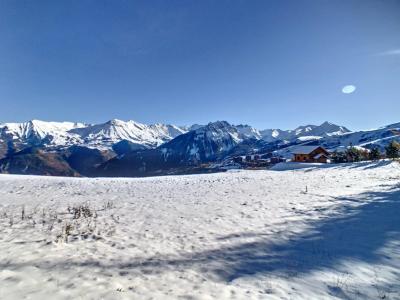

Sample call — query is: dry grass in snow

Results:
[0,160,399,299]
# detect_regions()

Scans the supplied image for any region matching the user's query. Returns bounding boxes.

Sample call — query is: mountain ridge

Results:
[2,119,398,178]
[0,119,350,153]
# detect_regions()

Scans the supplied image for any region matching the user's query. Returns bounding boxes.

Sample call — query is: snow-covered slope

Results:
[273,122,400,159]
[260,128,290,142]
[320,121,400,151]
[235,124,262,140]
[149,123,186,140]
[1,161,399,299]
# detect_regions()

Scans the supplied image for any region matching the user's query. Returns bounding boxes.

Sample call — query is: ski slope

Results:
[0,161,399,299]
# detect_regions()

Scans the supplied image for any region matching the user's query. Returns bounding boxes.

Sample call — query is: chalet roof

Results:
[313,153,329,159]
[292,145,325,154]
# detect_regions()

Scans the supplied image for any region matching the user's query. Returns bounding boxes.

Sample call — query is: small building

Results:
[233,156,243,163]
[261,152,273,159]
[292,146,330,163]
[270,156,286,164]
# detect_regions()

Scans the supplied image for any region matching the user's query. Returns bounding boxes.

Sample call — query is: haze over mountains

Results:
[0,119,399,177]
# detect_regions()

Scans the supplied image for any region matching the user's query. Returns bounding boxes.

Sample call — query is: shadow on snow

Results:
[2,186,400,287]
[120,187,400,282]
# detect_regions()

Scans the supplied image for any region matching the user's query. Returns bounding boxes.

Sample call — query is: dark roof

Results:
[313,153,329,159]
[292,145,326,155]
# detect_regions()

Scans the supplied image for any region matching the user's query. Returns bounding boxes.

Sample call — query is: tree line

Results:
[330,141,400,163]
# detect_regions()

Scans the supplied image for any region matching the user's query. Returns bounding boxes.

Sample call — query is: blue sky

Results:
[0,0,399,130]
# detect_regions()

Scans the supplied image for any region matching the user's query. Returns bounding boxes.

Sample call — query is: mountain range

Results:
[0,119,186,151]
[0,119,398,177]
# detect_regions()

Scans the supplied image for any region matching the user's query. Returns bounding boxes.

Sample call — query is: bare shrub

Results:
[2,200,118,244]
[21,205,25,220]
[68,204,93,219]
[103,200,115,210]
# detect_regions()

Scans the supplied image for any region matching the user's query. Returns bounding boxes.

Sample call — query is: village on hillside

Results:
[227,141,400,169]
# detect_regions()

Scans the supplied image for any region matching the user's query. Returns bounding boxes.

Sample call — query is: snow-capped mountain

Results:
[68,119,187,149]
[149,123,186,140]
[158,121,348,145]
[182,124,262,140]
[0,120,85,146]
[273,122,400,158]
[181,124,205,132]
[1,119,399,178]
[181,124,263,140]
[159,121,242,162]
[0,119,187,151]
[96,121,245,177]
[235,124,262,140]
[260,121,350,142]
[320,122,400,152]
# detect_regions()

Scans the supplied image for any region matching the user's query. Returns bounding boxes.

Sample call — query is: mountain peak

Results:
[206,120,232,128]
[106,119,125,126]
[321,121,334,126]
[159,120,241,162]
[0,119,187,150]
[260,121,350,142]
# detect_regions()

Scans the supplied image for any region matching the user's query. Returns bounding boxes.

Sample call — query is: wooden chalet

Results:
[292,146,330,163]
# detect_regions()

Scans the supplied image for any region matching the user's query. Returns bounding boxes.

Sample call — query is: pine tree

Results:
[346,146,361,162]
[331,150,346,163]
[360,149,369,161]
[385,141,400,159]
[368,147,381,161]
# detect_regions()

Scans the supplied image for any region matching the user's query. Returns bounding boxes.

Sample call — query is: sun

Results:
[342,85,356,94]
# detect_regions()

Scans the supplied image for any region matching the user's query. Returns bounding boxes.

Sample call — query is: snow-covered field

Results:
[0,161,399,299]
